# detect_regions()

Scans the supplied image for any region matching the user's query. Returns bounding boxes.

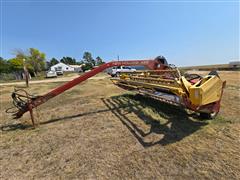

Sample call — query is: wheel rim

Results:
[210,111,218,118]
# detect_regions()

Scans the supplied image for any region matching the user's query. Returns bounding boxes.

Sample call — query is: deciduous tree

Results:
[0,57,11,73]
[12,48,46,76]
[50,58,59,66]
[83,52,95,66]
[60,57,76,65]
[28,48,46,75]
[8,58,24,71]
[96,56,105,66]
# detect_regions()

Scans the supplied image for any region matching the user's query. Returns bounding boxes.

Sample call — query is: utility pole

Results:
[117,55,119,61]
[23,58,29,87]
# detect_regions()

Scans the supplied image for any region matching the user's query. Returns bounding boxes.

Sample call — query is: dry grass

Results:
[0,72,240,179]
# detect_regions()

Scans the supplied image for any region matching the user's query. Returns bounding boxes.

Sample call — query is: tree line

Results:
[0,48,105,76]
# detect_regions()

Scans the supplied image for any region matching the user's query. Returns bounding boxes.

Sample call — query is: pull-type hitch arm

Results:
[10,58,167,126]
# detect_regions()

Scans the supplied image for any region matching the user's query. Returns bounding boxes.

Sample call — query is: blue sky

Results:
[1,1,239,66]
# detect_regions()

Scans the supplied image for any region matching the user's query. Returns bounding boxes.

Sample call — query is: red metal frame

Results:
[10,58,225,126]
[13,59,167,123]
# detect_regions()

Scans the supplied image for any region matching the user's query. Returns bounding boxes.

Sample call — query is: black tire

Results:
[200,112,218,119]
[155,56,168,65]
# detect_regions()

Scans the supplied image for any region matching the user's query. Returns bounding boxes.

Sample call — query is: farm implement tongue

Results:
[6,56,226,127]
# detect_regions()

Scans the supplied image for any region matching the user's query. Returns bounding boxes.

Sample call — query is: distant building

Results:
[50,62,74,72]
[229,61,240,68]
[50,62,83,72]
[69,64,84,72]
[180,60,240,71]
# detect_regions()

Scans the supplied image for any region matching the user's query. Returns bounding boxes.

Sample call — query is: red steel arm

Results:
[13,59,166,120]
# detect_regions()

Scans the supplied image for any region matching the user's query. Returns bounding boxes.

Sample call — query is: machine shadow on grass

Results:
[1,108,120,131]
[102,94,208,147]
[1,100,135,131]
[1,93,208,147]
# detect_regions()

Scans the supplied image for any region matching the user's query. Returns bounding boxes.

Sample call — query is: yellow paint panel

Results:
[189,76,223,106]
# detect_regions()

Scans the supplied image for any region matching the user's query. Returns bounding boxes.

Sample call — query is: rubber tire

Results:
[200,112,218,119]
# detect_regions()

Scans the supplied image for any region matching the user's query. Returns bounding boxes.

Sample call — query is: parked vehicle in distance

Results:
[46,70,57,78]
[54,67,64,75]
[108,66,136,77]
[56,70,63,75]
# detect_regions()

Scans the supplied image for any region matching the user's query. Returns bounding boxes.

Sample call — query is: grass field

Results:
[0,71,240,179]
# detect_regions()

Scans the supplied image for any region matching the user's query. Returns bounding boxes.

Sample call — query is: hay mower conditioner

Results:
[8,56,226,126]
